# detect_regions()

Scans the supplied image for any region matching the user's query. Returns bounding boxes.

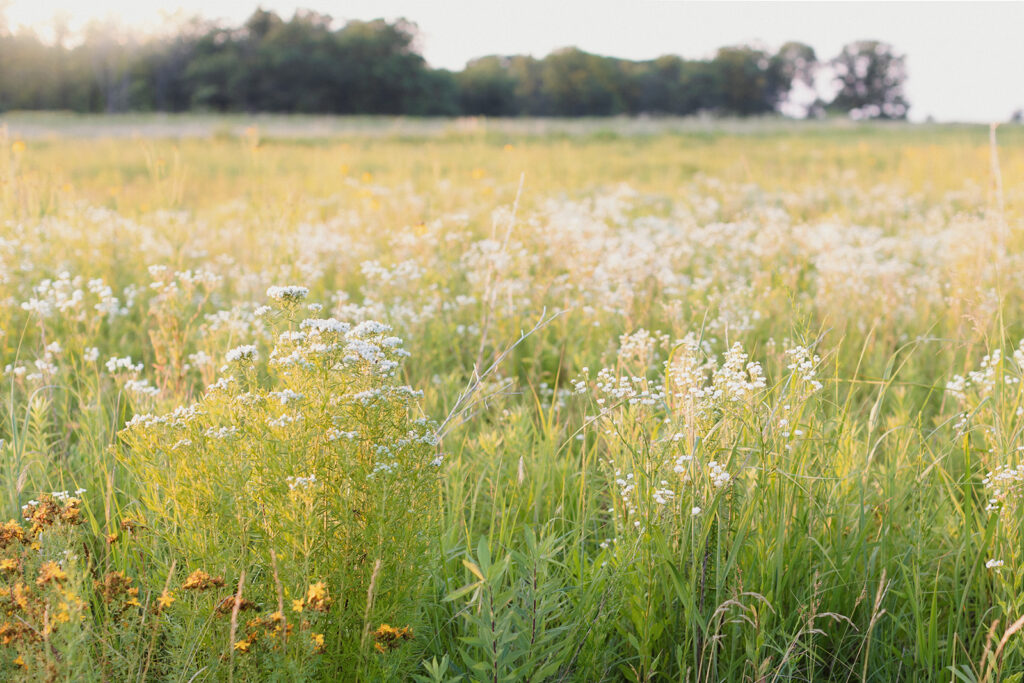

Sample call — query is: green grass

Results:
[0,116,1023,681]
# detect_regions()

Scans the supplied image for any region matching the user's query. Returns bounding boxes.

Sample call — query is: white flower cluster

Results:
[785,345,823,392]
[19,271,134,321]
[267,413,302,428]
[270,389,304,405]
[267,285,309,303]
[712,342,767,402]
[983,464,1024,513]
[124,378,159,397]
[707,460,731,488]
[945,343,1024,403]
[269,315,408,378]
[225,344,258,363]
[286,474,317,490]
[106,356,143,374]
[204,425,239,440]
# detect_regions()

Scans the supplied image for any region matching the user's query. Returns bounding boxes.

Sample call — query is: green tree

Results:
[457,56,518,116]
[709,46,778,115]
[538,48,626,116]
[830,40,908,119]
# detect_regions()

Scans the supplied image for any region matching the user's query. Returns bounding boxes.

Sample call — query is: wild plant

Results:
[117,286,440,676]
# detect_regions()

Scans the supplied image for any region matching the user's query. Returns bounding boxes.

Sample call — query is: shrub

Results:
[118,288,440,674]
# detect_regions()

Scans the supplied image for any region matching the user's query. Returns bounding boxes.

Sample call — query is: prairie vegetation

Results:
[0,117,1023,680]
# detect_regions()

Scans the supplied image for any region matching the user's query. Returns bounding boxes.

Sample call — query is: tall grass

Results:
[0,118,1021,680]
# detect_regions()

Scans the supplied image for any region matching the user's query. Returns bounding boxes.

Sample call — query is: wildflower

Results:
[183,569,225,591]
[291,598,304,613]
[0,558,17,572]
[373,623,413,652]
[311,632,325,653]
[266,285,309,303]
[225,344,258,363]
[105,356,143,374]
[157,591,176,610]
[234,639,251,653]
[305,582,331,611]
[0,521,26,549]
[36,561,67,586]
[986,559,1004,571]
[60,497,84,525]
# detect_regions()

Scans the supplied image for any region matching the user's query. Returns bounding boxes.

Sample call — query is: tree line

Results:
[0,8,909,119]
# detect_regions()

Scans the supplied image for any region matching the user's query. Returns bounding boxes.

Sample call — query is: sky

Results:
[3,1,1022,123]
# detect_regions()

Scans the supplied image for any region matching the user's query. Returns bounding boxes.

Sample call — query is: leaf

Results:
[463,558,485,582]
[445,580,482,603]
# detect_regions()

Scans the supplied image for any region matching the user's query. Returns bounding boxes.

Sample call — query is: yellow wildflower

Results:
[182,569,225,591]
[305,582,330,611]
[37,561,67,586]
[157,591,175,610]
[373,623,414,652]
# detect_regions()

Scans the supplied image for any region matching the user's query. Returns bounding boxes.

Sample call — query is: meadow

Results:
[1,114,1024,681]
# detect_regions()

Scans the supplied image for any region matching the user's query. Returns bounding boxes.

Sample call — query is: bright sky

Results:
[4,1,1022,122]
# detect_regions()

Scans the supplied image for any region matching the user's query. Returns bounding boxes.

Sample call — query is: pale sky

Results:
[4,1,1022,122]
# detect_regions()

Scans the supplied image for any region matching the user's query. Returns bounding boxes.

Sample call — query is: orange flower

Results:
[373,623,413,652]
[0,520,27,549]
[305,582,330,612]
[36,561,67,586]
[183,569,225,591]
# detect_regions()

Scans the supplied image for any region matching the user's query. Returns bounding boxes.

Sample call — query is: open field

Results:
[1,116,1024,681]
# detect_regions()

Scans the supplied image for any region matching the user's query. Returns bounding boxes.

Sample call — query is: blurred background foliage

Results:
[0,8,910,119]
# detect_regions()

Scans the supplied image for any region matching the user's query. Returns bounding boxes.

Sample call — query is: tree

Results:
[709,46,778,115]
[538,48,626,116]
[830,41,908,119]
[457,56,518,116]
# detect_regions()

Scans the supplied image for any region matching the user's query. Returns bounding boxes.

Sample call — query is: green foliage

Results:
[117,292,441,675]
[830,41,909,120]
[0,8,884,118]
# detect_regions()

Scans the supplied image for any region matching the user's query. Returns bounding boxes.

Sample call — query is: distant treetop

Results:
[0,9,908,119]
